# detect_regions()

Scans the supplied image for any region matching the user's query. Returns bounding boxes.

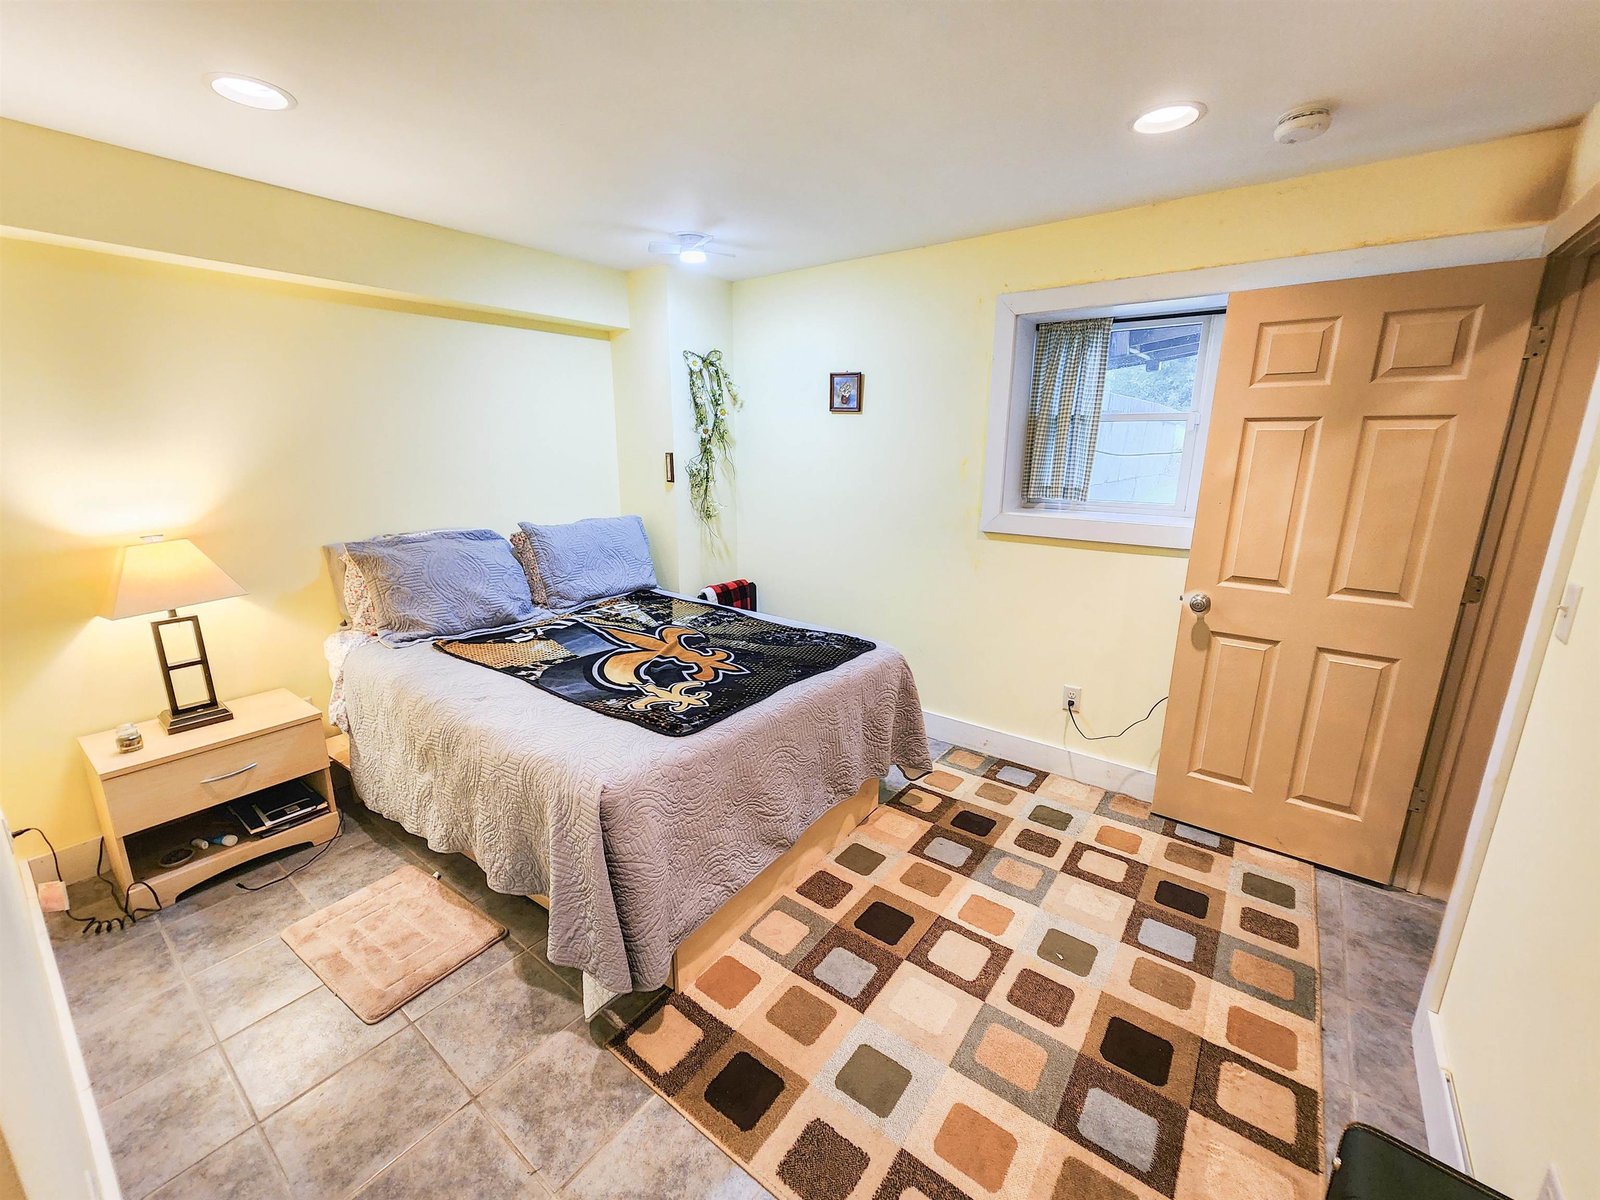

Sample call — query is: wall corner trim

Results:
[922,710,1156,800]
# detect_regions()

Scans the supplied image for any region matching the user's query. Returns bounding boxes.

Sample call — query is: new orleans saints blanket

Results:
[434,590,875,736]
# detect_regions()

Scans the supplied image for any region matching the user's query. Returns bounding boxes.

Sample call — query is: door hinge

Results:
[1524,323,1550,360]
[1462,574,1487,604]
[1408,785,1429,815]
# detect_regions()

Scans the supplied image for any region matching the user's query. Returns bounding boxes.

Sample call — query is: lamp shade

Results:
[107,537,245,620]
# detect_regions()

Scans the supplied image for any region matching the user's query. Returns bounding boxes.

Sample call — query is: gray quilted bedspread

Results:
[339,614,930,998]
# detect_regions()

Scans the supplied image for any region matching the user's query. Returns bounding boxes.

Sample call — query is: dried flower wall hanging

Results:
[683,349,741,531]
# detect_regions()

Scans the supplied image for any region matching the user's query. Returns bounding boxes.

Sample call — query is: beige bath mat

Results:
[282,864,507,1023]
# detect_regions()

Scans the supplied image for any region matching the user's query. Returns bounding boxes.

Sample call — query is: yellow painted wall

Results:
[0,239,620,848]
[727,128,1575,769]
[1437,422,1599,1200]
[665,271,738,591]
[612,269,683,588]
[611,266,737,593]
[1562,102,1600,207]
[0,120,628,331]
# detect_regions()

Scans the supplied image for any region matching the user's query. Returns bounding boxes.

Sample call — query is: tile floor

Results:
[46,741,1442,1198]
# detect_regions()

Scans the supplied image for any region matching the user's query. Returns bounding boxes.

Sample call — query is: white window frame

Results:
[1059,311,1222,521]
[979,229,1548,550]
[983,292,1227,550]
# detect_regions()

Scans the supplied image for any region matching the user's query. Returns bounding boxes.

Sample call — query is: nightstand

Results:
[77,689,338,908]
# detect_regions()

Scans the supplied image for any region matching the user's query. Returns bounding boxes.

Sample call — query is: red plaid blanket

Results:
[700,578,757,610]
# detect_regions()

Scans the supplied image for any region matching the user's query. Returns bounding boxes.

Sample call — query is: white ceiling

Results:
[1,1,1596,281]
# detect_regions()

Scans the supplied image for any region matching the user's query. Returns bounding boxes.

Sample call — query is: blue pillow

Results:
[513,516,658,610]
[345,529,540,647]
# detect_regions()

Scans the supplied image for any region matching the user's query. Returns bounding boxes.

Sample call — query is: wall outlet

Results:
[1537,1166,1565,1200]
[1062,685,1083,711]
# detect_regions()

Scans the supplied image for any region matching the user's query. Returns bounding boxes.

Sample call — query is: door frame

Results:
[1413,210,1600,1166]
[1394,242,1600,895]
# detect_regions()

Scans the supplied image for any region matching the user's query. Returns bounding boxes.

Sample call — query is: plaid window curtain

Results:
[1021,317,1113,505]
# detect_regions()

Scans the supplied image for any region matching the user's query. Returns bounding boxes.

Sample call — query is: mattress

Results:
[331,598,931,1007]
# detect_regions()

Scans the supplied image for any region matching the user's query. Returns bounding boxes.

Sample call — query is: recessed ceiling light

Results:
[206,74,296,111]
[1133,102,1205,135]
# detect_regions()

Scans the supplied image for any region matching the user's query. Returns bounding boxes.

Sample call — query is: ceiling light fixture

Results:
[647,233,733,264]
[1132,102,1205,134]
[206,73,296,111]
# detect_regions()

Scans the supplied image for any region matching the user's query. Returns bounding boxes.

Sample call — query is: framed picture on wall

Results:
[829,372,864,413]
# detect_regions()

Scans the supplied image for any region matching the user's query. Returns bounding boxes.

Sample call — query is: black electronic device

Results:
[226,778,329,837]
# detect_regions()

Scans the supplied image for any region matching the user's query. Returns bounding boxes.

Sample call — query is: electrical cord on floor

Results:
[234,810,345,891]
[9,826,156,935]
[1068,695,1167,741]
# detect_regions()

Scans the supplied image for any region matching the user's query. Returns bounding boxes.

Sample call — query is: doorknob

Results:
[1184,592,1212,614]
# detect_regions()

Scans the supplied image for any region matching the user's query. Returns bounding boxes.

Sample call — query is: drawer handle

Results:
[200,762,258,785]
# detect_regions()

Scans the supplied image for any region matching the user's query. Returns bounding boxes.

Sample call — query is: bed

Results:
[323,547,930,1015]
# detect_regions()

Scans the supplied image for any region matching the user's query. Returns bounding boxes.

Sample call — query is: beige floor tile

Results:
[44,876,130,944]
[261,1029,467,1199]
[55,918,177,1029]
[81,980,213,1106]
[166,857,291,915]
[192,937,322,1040]
[473,889,556,953]
[101,1047,252,1199]
[160,882,312,974]
[1344,937,1431,1018]
[479,1027,651,1186]
[415,952,580,1092]
[399,936,521,1021]
[354,1104,545,1199]
[1349,1004,1425,1112]
[223,987,405,1117]
[289,834,411,910]
[146,1128,290,1200]
[1353,1090,1428,1152]
[1340,882,1443,962]
[398,840,492,902]
[561,1097,771,1200]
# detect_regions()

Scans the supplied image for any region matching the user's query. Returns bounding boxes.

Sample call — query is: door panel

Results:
[1154,260,1543,880]
[1219,419,1320,590]
[1188,633,1278,788]
[1287,649,1396,815]
[1329,416,1451,603]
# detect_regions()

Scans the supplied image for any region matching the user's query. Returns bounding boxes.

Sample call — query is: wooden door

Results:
[1153,261,1543,881]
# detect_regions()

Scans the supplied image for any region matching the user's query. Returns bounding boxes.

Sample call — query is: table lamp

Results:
[108,535,246,732]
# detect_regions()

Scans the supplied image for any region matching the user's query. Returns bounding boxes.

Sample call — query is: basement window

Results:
[983,297,1225,549]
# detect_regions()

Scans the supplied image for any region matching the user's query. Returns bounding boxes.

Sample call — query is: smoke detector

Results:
[1274,105,1333,145]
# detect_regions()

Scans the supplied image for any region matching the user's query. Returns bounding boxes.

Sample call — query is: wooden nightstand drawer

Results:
[102,719,325,834]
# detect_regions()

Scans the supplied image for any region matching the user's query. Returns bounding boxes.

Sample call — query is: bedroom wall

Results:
[725,127,1576,776]
[1435,404,1599,1200]
[0,137,626,852]
[0,119,628,332]
[611,266,737,594]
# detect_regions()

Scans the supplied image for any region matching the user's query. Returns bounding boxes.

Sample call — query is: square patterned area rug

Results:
[612,747,1324,1200]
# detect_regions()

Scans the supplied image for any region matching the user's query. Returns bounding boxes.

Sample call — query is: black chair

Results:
[1327,1125,1514,1200]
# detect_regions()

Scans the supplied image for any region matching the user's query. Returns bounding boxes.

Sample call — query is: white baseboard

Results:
[1413,1005,1470,1172]
[21,836,103,889]
[923,710,1156,801]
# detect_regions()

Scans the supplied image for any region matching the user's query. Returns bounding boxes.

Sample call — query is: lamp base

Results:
[160,703,234,734]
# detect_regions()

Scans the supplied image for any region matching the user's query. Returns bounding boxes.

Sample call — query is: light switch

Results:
[1553,582,1582,645]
